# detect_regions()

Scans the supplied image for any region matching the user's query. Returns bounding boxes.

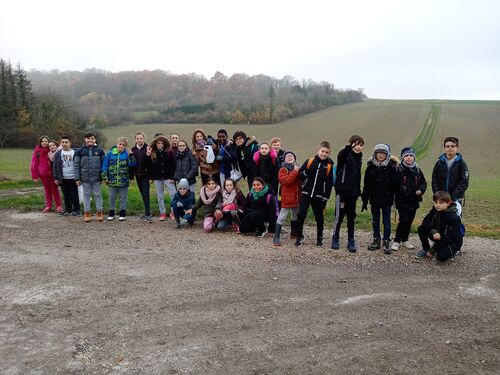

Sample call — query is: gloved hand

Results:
[361,202,368,212]
[176,202,183,207]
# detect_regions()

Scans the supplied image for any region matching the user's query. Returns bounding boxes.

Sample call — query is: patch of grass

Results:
[411,104,439,159]
[131,111,160,121]
[0,149,32,180]
[0,180,34,190]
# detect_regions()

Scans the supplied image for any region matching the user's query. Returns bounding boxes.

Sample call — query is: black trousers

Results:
[395,207,417,242]
[136,175,151,216]
[61,179,80,213]
[332,195,357,239]
[239,210,267,234]
[417,225,462,262]
[296,195,327,238]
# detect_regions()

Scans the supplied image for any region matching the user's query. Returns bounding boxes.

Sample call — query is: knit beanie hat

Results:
[373,143,390,155]
[283,150,296,162]
[401,147,416,159]
[178,178,189,190]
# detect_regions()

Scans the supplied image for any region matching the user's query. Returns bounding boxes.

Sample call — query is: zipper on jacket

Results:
[310,162,321,198]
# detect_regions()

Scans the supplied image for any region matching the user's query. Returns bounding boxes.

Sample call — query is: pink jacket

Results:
[30,145,52,179]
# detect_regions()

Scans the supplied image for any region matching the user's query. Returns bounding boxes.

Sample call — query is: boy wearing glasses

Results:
[431,137,469,206]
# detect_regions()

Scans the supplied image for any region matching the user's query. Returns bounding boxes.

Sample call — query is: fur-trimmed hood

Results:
[253,148,277,164]
[246,135,257,147]
[151,135,171,150]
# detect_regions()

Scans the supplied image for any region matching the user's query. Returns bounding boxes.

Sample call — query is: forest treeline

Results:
[29,69,366,127]
[0,58,105,148]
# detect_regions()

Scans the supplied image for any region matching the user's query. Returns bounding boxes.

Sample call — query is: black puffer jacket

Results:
[420,202,463,253]
[362,158,399,206]
[174,148,198,185]
[431,153,469,201]
[299,155,334,201]
[395,164,427,209]
[334,145,362,197]
[150,149,176,180]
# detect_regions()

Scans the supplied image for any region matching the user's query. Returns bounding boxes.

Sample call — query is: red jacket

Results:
[30,145,52,179]
[278,166,300,208]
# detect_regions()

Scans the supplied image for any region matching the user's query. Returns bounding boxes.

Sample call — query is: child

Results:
[48,140,61,163]
[270,137,285,164]
[174,139,198,193]
[274,151,301,246]
[253,142,280,195]
[171,178,196,228]
[170,133,180,154]
[30,135,62,213]
[130,131,153,222]
[215,129,238,187]
[74,132,105,222]
[192,128,219,185]
[393,147,427,251]
[239,177,277,237]
[149,134,177,221]
[233,131,259,189]
[331,135,364,252]
[296,141,334,247]
[193,177,221,232]
[214,178,245,231]
[101,137,137,221]
[53,135,80,216]
[361,144,399,254]
[416,191,463,261]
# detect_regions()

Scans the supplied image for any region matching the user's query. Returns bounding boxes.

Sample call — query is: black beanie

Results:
[233,131,247,142]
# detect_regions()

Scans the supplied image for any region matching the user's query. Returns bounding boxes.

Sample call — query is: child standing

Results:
[331,135,364,252]
[233,131,259,189]
[214,178,245,231]
[239,177,277,237]
[270,137,285,164]
[253,142,280,195]
[295,141,334,247]
[102,137,137,221]
[171,178,196,228]
[174,139,198,193]
[74,132,105,222]
[192,129,219,185]
[170,133,180,154]
[150,135,177,221]
[53,135,80,216]
[193,177,221,232]
[215,129,238,187]
[392,147,427,251]
[361,144,399,254]
[274,151,301,246]
[30,136,62,213]
[130,131,152,222]
[416,191,463,261]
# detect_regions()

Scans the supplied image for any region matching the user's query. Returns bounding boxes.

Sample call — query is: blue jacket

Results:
[171,190,195,210]
[101,147,137,187]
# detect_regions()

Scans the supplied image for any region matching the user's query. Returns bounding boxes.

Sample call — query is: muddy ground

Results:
[0,210,499,374]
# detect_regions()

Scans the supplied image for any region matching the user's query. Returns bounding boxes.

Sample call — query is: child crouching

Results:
[193,177,222,232]
[171,179,195,228]
[214,178,245,231]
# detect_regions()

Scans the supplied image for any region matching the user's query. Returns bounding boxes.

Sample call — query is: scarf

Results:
[200,184,221,204]
[250,184,269,200]
[371,155,390,167]
[401,159,418,170]
[222,189,237,206]
[196,140,206,149]
[283,162,295,171]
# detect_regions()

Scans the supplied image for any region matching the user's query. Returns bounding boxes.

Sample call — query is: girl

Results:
[393,147,427,251]
[274,151,301,246]
[174,139,198,193]
[253,142,280,195]
[171,178,196,228]
[214,178,245,231]
[150,135,177,221]
[239,177,278,237]
[191,128,219,185]
[130,131,152,222]
[193,177,221,232]
[101,137,137,221]
[30,135,62,213]
[48,140,61,164]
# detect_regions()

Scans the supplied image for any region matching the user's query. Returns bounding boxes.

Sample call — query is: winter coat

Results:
[101,147,137,187]
[215,191,246,211]
[30,145,52,179]
[395,164,427,210]
[362,157,399,206]
[431,153,469,201]
[243,190,278,232]
[334,145,363,197]
[129,144,151,179]
[150,149,176,180]
[253,149,280,193]
[193,190,222,218]
[299,155,335,201]
[420,202,463,253]
[278,166,301,208]
[216,141,238,176]
[191,128,219,176]
[74,145,106,183]
[170,190,195,210]
[52,148,78,183]
[235,136,259,179]
[174,148,198,185]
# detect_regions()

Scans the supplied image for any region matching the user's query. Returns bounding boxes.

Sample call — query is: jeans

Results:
[277,207,298,225]
[109,186,128,211]
[371,203,392,240]
[82,182,103,211]
[154,179,176,214]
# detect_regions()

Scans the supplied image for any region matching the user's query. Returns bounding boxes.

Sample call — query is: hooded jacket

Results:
[174,147,198,185]
[395,163,427,209]
[334,145,363,197]
[101,147,137,187]
[74,144,106,183]
[431,153,469,201]
[30,145,52,179]
[253,149,280,192]
[278,165,301,208]
[299,155,335,201]
[191,128,219,176]
[362,151,399,206]
[420,202,463,253]
[150,135,176,180]
[235,135,259,179]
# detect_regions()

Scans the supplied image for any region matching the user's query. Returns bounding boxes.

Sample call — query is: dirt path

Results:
[1,211,499,374]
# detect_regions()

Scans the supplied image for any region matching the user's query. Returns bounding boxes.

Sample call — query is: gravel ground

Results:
[0,210,499,374]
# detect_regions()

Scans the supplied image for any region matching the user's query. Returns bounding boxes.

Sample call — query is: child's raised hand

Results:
[433,233,441,241]
[146,145,152,156]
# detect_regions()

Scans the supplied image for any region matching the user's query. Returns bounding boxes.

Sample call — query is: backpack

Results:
[306,157,332,176]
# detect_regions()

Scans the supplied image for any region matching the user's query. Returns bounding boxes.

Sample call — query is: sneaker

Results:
[56,206,63,214]
[316,236,323,247]
[403,241,415,250]
[58,211,66,216]
[144,215,153,223]
[71,211,80,217]
[256,226,269,238]
[415,250,428,259]
[170,211,176,221]
[139,214,145,220]
[96,211,103,222]
[159,213,167,221]
[175,220,181,229]
[107,215,115,221]
[347,238,357,253]
[367,239,381,251]
[383,240,391,254]
[119,216,126,221]
[295,235,306,247]
[331,236,340,250]
[42,207,51,213]
[391,242,400,251]
[180,218,188,227]
[83,211,92,222]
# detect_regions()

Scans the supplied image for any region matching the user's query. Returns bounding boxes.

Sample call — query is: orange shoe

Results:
[84,211,92,222]
[42,207,51,213]
[96,210,103,222]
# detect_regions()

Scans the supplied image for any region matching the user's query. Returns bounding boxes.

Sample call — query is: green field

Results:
[1,99,499,237]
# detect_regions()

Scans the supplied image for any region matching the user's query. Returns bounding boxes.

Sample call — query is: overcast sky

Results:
[1,0,499,99]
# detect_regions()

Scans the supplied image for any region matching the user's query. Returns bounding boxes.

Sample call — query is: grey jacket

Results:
[174,149,198,185]
[74,145,105,183]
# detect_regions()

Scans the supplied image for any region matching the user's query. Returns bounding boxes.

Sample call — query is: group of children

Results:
[31,129,469,262]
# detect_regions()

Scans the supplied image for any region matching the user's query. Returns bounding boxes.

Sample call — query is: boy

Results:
[233,131,259,189]
[295,141,334,247]
[74,132,105,222]
[170,133,180,154]
[270,137,285,164]
[102,137,137,221]
[130,131,152,223]
[53,135,81,216]
[171,178,195,228]
[331,135,364,252]
[416,191,463,261]
[431,137,469,206]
